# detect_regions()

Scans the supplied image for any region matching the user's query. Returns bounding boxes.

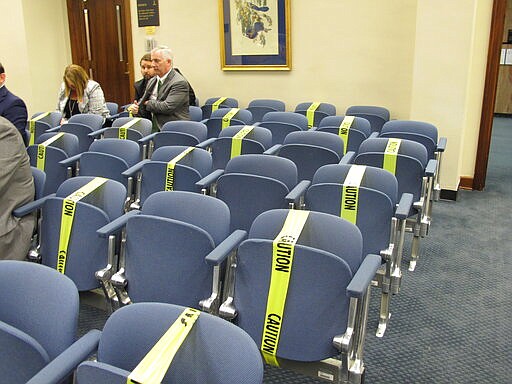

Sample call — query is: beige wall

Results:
[410,0,492,190]
[129,0,417,117]
[0,0,32,110]
[21,0,72,114]
[0,0,493,191]
[0,0,71,115]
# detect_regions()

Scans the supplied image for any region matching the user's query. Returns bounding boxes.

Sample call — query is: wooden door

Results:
[67,0,134,108]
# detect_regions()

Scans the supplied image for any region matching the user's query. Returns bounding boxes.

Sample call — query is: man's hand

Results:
[127,100,139,115]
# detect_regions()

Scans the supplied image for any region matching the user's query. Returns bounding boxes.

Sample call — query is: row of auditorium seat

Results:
[5,102,446,383]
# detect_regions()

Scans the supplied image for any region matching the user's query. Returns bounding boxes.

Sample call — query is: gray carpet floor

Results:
[79,118,512,383]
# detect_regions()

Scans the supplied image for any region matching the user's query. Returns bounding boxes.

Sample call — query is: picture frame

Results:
[218,0,291,71]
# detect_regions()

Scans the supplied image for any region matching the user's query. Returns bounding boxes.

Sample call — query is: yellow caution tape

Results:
[340,165,366,224]
[57,177,108,274]
[165,147,195,191]
[211,97,227,113]
[261,209,310,367]
[338,116,355,154]
[306,102,321,128]
[221,108,240,129]
[127,307,200,384]
[29,112,51,145]
[36,132,65,171]
[119,118,141,139]
[383,138,401,175]
[230,125,254,159]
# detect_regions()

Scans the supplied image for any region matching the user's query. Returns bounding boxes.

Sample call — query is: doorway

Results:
[66,0,134,108]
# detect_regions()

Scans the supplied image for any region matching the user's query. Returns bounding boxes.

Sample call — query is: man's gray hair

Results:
[151,45,174,61]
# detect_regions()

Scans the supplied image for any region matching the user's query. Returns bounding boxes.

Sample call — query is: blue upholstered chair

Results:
[197,154,304,232]
[0,260,100,384]
[106,102,119,116]
[60,138,141,189]
[305,163,413,336]
[27,132,79,195]
[19,177,127,291]
[346,105,390,133]
[189,105,203,122]
[69,113,105,131]
[257,111,309,146]
[122,145,212,210]
[26,112,62,145]
[247,98,286,122]
[201,97,238,119]
[139,120,208,158]
[316,115,372,154]
[379,119,447,201]
[202,107,253,139]
[31,166,46,200]
[198,125,272,170]
[74,302,263,384]
[214,209,380,384]
[294,101,336,128]
[353,137,435,271]
[96,191,233,314]
[267,130,345,181]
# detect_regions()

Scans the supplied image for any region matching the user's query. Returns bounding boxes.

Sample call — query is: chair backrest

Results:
[355,137,428,202]
[122,191,230,306]
[235,209,362,361]
[279,130,344,181]
[68,113,104,131]
[189,105,203,121]
[259,111,309,145]
[31,166,46,200]
[307,163,398,256]
[380,120,438,160]
[80,139,141,185]
[112,117,152,137]
[139,146,212,205]
[317,115,372,154]
[247,99,286,122]
[210,125,272,170]
[155,121,208,149]
[76,302,263,384]
[294,102,336,127]
[26,120,52,145]
[27,132,80,195]
[201,97,238,119]
[346,105,390,133]
[31,111,62,128]
[60,122,95,153]
[106,102,119,116]
[216,154,298,231]
[205,108,253,139]
[40,176,126,290]
[0,260,78,383]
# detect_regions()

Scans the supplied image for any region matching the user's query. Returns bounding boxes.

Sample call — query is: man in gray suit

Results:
[131,46,189,132]
[0,116,34,260]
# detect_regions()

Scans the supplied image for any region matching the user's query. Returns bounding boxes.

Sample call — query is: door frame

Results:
[473,0,507,190]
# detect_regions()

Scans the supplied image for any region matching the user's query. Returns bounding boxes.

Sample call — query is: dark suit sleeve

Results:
[4,98,28,137]
[145,78,189,116]
[137,79,155,119]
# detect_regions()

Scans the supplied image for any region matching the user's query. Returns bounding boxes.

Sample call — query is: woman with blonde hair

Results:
[56,64,109,123]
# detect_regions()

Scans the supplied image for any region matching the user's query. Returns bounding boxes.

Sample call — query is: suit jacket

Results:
[139,68,190,129]
[0,86,28,140]
[56,80,109,119]
[0,116,35,259]
[134,77,149,102]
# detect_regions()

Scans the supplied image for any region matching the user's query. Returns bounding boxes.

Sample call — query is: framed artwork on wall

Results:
[218,0,291,71]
